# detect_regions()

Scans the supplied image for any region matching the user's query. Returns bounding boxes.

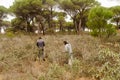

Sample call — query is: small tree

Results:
[87,6,116,38]
[0,6,8,26]
[57,12,66,31]
[10,0,42,32]
[110,6,120,29]
[11,18,26,32]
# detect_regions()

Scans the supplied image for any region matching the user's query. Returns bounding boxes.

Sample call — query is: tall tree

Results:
[42,0,57,28]
[110,6,120,29]
[87,6,116,38]
[10,0,42,32]
[0,6,8,26]
[11,17,26,32]
[71,0,99,33]
[59,0,78,33]
[35,15,46,35]
[57,12,66,31]
[59,0,99,34]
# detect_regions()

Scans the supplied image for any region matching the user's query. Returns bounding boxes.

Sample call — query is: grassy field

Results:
[0,33,120,80]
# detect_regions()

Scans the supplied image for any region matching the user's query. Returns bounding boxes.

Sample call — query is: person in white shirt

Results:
[63,41,73,66]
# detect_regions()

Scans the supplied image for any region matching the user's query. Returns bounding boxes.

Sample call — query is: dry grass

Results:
[0,34,120,80]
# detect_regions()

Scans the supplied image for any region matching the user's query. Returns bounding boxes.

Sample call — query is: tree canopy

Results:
[110,6,120,29]
[4,0,119,36]
[87,6,116,38]
[0,6,8,26]
[10,0,42,32]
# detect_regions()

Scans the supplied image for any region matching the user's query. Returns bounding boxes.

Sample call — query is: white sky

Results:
[97,0,120,7]
[0,0,14,8]
[0,0,120,8]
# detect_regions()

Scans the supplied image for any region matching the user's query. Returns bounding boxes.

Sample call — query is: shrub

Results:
[44,64,65,80]
[91,49,120,80]
[5,32,15,38]
[71,59,82,77]
[87,6,116,38]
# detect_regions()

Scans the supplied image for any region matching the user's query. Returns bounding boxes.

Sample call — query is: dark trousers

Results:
[34,48,45,61]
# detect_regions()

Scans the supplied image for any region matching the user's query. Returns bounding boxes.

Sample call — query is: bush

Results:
[71,59,82,77]
[90,24,116,38]
[91,49,120,80]
[90,29,99,37]
[40,64,65,80]
[48,64,64,78]
[5,32,15,38]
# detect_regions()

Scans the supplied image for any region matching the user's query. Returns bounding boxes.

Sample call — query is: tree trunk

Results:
[38,22,41,34]
[59,21,63,31]
[26,17,33,32]
[116,20,119,29]
[39,20,45,35]
[73,18,77,33]
[49,7,53,28]
[27,21,30,32]
[25,21,28,32]
[32,18,35,30]
[75,21,77,33]
[78,18,82,34]
[41,23,45,35]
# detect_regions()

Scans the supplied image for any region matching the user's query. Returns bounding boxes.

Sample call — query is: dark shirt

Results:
[36,39,45,48]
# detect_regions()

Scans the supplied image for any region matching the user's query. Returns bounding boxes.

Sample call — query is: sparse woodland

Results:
[1,0,120,80]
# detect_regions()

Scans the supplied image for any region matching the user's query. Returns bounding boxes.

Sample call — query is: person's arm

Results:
[36,42,39,47]
[43,41,45,47]
[68,44,72,53]
[64,44,69,52]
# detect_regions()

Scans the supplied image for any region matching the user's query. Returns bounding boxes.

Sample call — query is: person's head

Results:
[39,37,42,39]
[63,41,68,45]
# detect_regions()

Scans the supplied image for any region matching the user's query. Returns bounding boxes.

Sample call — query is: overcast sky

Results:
[0,0,14,8]
[98,0,120,7]
[0,0,120,8]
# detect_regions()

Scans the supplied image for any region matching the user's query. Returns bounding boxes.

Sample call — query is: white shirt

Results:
[65,43,73,54]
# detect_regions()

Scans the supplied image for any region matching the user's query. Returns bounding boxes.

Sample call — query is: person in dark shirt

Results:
[36,37,45,61]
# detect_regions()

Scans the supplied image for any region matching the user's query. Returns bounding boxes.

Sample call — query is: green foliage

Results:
[5,32,15,38]
[90,24,116,38]
[110,6,120,29]
[46,28,55,34]
[10,0,42,32]
[71,59,82,77]
[0,6,8,26]
[90,29,99,37]
[39,76,45,80]
[10,0,42,16]
[60,0,100,32]
[45,64,65,80]
[2,21,11,27]
[0,6,8,18]
[5,28,15,37]
[64,22,74,32]
[87,6,116,38]
[11,18,26,32]
[56,12,67,31]
[105,24,117,38]
[45,0,56,7]
[92,49,120,80]
[110,6,120,15]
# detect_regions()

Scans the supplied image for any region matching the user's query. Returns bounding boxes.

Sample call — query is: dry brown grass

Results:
[0,34,119,80]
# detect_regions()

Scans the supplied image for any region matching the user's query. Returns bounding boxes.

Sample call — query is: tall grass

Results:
[0,34,120,80]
